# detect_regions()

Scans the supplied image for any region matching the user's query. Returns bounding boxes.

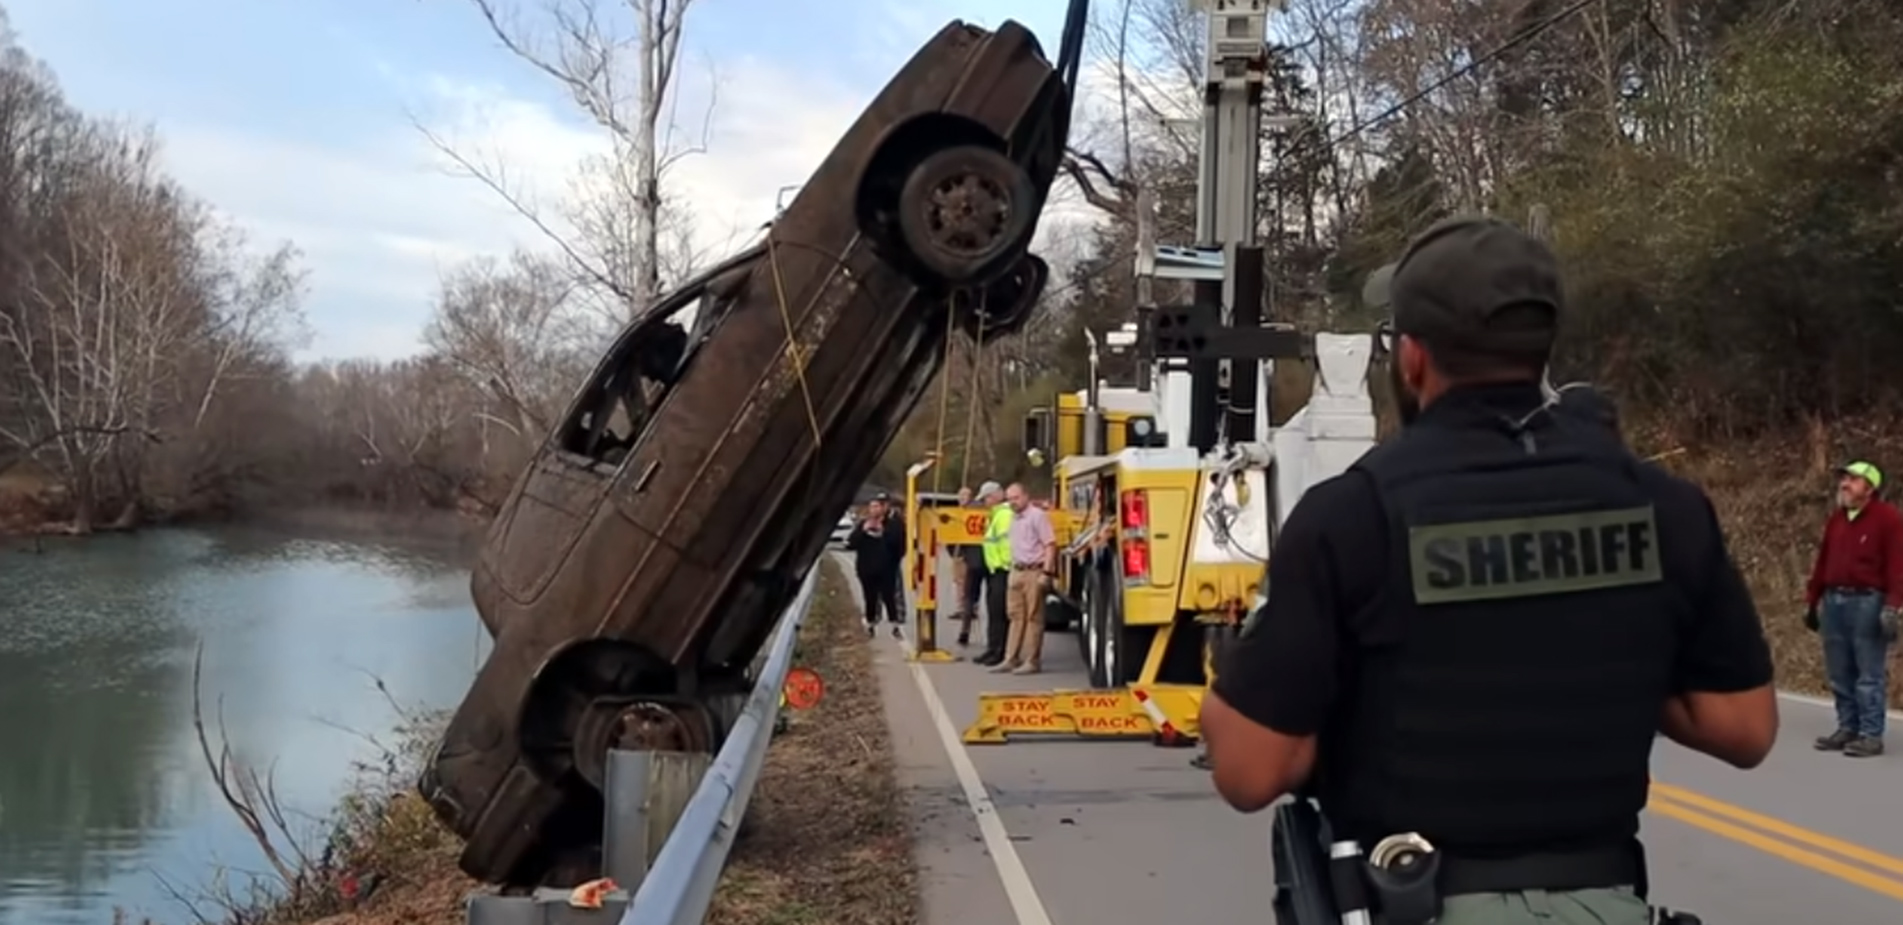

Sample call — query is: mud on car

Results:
[419,14,1085,888]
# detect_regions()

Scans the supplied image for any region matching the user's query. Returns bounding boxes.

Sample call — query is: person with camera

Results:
[846,493,906,638]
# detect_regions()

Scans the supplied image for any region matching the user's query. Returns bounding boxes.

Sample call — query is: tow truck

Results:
[935,0,1380,746]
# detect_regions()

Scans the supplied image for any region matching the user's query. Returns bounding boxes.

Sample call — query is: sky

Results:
[1,0,1103,362]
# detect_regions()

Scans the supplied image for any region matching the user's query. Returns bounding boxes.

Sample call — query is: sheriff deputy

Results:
[1198,216,1778,925]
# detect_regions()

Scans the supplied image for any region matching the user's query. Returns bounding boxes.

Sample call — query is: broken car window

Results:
[552,249,758,469]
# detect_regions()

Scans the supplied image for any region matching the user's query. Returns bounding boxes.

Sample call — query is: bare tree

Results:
[0,125,193,530]
[424,249,595,441]
[429,0,713,320]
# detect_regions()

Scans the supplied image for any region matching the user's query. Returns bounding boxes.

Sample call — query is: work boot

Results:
[1844,736,1885,758]
[974,652,1002,666]
[1814,729,1856,751]
[956,633,970,647]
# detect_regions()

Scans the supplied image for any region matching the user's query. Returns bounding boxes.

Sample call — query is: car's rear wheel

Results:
[958,252,1048,341]
[897,145,1034,286]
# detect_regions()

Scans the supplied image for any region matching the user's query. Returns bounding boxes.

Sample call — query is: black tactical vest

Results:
[1321,385,1679,859]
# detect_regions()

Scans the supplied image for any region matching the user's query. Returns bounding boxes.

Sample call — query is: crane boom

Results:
[1140,0,1290,451]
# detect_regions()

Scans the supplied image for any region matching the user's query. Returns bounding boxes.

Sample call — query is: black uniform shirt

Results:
[1211,390,1774,742]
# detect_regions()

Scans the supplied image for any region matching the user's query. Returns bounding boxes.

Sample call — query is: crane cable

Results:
[959,307,988,489]
[929,295,958,495]
[928,291,990,496]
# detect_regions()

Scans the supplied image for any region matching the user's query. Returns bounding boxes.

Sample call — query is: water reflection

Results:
[0,526,489,924]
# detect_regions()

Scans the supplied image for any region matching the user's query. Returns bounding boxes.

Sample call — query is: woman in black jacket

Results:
[846,495,906,637]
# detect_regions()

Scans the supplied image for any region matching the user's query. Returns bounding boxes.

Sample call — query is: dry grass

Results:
[251,710,473,925]
[705,560,921,925]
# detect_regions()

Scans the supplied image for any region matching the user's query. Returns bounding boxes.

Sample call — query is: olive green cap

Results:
[1362,215,1563,357]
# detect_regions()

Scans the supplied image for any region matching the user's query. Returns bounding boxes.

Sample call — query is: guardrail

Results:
[461,567,818,925]
[620,565,819,924]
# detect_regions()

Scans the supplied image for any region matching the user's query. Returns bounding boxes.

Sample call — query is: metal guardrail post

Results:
[621,566,819,924]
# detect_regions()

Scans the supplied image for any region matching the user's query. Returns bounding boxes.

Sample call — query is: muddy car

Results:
[419,16,1080,888]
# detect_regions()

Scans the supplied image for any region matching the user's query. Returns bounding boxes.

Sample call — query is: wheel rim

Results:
[612,702,712,752]
[924,172,1011,258]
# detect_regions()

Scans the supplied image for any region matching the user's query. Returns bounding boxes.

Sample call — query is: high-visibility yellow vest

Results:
[983,504,1013,571]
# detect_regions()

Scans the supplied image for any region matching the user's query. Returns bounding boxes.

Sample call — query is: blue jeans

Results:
[1821,589,1889,738]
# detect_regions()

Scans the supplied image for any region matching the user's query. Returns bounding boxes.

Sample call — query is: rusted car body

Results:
[420,18,1076,888]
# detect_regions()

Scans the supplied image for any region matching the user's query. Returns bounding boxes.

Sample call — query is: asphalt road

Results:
[835,552,1903,924]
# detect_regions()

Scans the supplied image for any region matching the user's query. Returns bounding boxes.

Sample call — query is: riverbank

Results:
[0,461,495,541]
[171,557,916,925]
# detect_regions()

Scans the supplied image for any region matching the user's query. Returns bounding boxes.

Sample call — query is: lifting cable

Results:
[764,233,824,451]
[928,292,990,497]
[958,305,987,490]
[929,294,958,496]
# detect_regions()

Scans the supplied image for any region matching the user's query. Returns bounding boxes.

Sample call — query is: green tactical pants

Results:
[1437,886,1651,924]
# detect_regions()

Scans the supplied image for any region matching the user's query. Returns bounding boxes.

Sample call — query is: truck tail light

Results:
[1120,489,1148,532]
[1122,539,1150,585]
[1120,489,1149,584]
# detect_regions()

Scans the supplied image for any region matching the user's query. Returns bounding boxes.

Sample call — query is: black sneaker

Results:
[956,634,970,647]
[890,625,902,639]
[1844,736,1885,758]
[865,623,876,638]
[1815,729,1857,751]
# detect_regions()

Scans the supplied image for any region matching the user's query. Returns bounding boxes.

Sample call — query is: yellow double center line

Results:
[1649,782,1903,901]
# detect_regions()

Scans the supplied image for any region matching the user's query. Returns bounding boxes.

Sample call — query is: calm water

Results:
[0,526,491,925]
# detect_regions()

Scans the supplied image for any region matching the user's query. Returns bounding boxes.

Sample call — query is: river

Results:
[0,525,491,925]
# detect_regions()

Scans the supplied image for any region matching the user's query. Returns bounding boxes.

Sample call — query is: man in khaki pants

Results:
[991,483,1056,675]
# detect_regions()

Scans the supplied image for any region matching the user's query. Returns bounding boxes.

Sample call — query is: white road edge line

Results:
[893,632,1055,925]
[833,552,1052,925]
[1775,689,1903,720]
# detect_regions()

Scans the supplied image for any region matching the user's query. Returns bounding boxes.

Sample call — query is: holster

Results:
[1270,800,1339,925]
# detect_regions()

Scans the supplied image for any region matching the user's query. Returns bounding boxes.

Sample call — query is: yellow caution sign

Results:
[960,684,1206,744]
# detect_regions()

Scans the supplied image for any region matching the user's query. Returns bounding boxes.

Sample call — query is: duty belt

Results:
[1437,843,1642,896]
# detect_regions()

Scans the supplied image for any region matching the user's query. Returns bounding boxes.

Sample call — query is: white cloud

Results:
[156,18,1135,363]
[147,53,869,362]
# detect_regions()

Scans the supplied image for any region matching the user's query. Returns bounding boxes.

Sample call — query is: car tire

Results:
[958,253,1048,341]
[896,145,1035,287]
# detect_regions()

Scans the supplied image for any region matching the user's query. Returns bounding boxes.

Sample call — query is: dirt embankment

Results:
[705,560,920,925]
[1657,422,1903,706]
[173,558,916,925]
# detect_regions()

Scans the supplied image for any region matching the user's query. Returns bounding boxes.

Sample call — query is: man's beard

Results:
[1390,360,1420,426]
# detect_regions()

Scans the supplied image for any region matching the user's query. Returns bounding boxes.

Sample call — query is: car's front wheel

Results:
[896,144,1034,287]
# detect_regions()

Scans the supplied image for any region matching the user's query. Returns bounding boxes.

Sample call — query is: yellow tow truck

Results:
[943,0,1378,747]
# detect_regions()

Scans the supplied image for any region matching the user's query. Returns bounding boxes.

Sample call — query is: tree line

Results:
[9,0,1901,533]
[1007,0,1903,442]
[0,1,692,534]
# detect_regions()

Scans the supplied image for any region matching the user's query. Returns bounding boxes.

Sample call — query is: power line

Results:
[1296,0,1603,158]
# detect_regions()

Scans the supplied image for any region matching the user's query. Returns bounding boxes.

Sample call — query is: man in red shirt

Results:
[1805,460,1903,756]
